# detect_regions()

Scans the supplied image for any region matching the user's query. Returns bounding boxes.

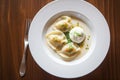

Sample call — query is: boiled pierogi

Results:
[46,30,67,50]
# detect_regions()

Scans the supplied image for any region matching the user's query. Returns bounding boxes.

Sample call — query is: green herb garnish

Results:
[85,47,89,50]
[64,32,72,43]
[85,44,89,50]
[87,35,91,40]
[61,24,66,27]
[69,43,73,49]
[87,44,88,47]
[74,31,81,37]
[76,22,79,26]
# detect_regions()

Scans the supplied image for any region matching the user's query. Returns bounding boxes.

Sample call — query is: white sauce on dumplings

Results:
[46,16,92,61]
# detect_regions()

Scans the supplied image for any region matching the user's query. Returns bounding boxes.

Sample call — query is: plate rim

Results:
[28,0,110,78]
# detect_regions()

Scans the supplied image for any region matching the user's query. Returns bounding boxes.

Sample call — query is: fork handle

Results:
[19,42,28,77]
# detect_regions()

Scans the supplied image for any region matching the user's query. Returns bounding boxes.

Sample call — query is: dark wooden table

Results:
[0,0,120,80]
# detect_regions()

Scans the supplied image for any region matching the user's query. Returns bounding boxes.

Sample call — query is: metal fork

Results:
[19,19,31,77]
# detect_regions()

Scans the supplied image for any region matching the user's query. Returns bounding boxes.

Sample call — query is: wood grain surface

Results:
[0,0,120,80]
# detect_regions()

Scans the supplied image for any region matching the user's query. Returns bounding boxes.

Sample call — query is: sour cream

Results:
[69,27,86,43]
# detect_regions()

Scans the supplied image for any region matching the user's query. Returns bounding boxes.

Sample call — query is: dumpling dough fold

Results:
[57,42,81,61]
[46,30,67,51]
[54,16,72,32]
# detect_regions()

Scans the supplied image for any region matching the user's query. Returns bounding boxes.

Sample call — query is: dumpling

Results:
[57,42,81,61]
[54,20,72,32]
[59,42,81,56]
[46,30,67,51]
[54,16,72,32]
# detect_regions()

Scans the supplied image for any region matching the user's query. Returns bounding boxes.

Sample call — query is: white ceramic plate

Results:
[28,0,110,78]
